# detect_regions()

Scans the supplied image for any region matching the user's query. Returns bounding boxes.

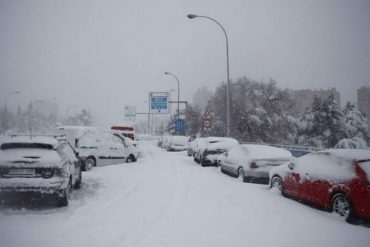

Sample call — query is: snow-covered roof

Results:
[205,137,239,150]
[170,136,189,145]
[239,144,293,160]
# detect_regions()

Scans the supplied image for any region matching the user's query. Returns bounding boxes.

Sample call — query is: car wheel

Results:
[58,178,72,207]
[126,154,137,163]
[201,158,207,167]
[84,157,95,171]
[238,168,245,181]
[74,171,82,189]
[271,176,283,192]
[331,193,357,223]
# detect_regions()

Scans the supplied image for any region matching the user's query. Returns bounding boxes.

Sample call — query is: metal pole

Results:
[148,94,151,135]
[187,14,230,137]
[164,72,180,135]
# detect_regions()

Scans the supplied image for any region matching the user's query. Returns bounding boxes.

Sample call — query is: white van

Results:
[57,126,128,171]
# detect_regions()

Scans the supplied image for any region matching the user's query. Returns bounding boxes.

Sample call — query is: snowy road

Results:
[1,141,369,247]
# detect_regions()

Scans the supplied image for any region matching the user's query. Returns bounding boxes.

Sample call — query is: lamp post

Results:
[164,72,180,119]
[187,13,231,137]
[3,91,20,132]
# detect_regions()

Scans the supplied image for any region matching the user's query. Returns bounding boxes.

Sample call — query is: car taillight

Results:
[250,162,258,169]
[41,168,55,178]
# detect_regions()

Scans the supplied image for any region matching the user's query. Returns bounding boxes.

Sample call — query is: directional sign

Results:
[150,92,169,114]
[124,106,136,121]
[175,119,186,134]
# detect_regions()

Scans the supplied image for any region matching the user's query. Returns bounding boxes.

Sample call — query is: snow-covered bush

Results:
[334,137,368,149]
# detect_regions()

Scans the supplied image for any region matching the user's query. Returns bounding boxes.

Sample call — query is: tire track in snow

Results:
[112,150,191,247]
[60,142,157,233]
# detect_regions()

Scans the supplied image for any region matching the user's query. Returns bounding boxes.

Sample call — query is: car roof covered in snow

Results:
[205,137,239,150]
[238,144,293,159]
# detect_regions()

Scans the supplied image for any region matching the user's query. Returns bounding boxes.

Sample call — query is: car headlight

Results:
[41,168,55,178]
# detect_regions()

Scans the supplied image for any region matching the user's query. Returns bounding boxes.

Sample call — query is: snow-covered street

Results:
[1,140,369,247]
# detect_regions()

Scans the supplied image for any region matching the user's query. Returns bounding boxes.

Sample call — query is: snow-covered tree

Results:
[342,102,369,141]
[298,94,345,148]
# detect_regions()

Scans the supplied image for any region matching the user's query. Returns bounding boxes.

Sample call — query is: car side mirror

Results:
[224,152,228,157]
[288,162,295,170]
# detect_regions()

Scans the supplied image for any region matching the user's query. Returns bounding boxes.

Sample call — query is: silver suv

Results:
[0,135,82,207]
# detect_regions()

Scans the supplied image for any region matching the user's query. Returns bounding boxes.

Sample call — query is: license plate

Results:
[9,168,35,176]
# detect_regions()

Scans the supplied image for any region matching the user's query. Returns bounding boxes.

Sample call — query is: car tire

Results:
[201,158,207,167]
[331,193,358,224]
[74,171,82,189]
[270,176,283,192]
[84,157,95,171]
[126,154,137,163]
[238,168,245,181]
[58,178,72,207]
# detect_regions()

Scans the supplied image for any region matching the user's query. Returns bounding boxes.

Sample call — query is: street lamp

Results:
[187,13,231,137]
[164,72,180,121]
[3,91,20,132]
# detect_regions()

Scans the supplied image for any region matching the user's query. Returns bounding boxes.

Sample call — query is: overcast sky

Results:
[1,0,369,126]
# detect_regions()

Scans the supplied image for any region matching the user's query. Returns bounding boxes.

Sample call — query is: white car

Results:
[167,136,189,151]
[194,137,239,166]
[0,135,82,206]
[220,144,293,184]
[117,134,138,162]
[57,126,127,170]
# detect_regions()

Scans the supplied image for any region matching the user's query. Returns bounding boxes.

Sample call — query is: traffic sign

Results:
[124,106,136,121]
[150,92,169,114]
[175,119,186,134]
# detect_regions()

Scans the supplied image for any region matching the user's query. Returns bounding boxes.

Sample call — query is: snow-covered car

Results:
[188,137,206,157]
[57,126,127,170]
[117,134,138,162]
[220,144,293,184]
[194,137,239,166]
[0,135,82,207]
[269,149,370,223]
[167,136,189,151]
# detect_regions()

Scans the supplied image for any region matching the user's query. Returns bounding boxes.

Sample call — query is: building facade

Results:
[358,86,370,122]
[289,88,341,116]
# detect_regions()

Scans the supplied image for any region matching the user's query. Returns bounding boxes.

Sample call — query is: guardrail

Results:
[240,142,325,157]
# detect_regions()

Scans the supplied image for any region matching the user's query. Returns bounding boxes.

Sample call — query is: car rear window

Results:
[358,161,370,183]
[0,143,55,150]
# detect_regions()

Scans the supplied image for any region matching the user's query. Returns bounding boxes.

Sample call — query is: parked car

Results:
[57,126,128,170]
[158,135,172,149]
[116,134,138,162]
[219,144,293,184]
[188,137,206,157]
[194,137,239,166]
[269,149,370,223]
[167,136,189,151]
[0,135,82,207]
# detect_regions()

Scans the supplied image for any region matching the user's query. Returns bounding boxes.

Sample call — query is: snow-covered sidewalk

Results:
[0,141,369,247]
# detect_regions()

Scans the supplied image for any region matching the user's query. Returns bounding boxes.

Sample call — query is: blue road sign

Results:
[150,92,169,114]
[175,119,186,134]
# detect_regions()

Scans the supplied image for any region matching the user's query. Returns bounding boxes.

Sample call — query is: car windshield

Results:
[0,143,55,150]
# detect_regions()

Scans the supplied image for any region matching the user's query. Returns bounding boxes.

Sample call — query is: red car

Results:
[269,149,370,223]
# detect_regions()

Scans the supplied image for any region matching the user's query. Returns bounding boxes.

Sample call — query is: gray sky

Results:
[1,0,369,126]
